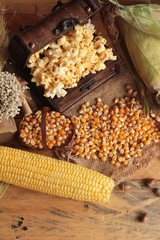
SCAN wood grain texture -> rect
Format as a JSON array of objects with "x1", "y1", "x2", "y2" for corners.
[
  {"x1": 5, "y1": 0, "x2": 69, "y2": 15},
  {"x1": 1, "y1": 181, "x2": 160, "y2": 240},
  {"x1": 1, "y1": 1, "x2": 160, "y2": 239}
]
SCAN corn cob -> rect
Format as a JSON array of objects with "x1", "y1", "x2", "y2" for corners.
[{"x1": 0, "y1": 146, "x2": 114, "y2": 202}]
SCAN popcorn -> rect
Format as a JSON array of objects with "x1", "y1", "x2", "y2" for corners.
[
  {"x1": 27, "y1": 21, "x2": 117, "y2": 99},
  {"x1": 44, "y1": 82, "x2": 67, "y2": 99}
]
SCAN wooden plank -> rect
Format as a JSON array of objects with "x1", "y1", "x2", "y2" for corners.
[
  {"x1": 132, "y1": 158, "x2": 160, "y2": 179},
  {"x1": 1, "y1": 180, "x2": 160, "y2": 240}
]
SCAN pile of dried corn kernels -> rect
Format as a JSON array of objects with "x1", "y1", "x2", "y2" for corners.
[
  {"x1": 20, "y1": 111, "x2": 73, "y2": 149},
  {"x1": 20, "y1": 85, "x2": 160, "y2": 167},
  {"x1": 71, "y1": 99, "x2": 159, "y2": 167}
]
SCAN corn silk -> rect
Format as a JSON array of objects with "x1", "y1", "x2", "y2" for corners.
[{"x1": 109, "y1": 0, "x2": 160, "y2": 102}]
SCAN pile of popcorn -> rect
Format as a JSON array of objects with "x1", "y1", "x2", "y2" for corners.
[{"x1": 27, "y1": 21, "x2": 117, "y2": 99}]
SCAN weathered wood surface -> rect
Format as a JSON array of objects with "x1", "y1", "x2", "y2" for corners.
[
  {"x1": 1, "y1": 179, "x2": 160, "y2": 240},
  {"x1": 1, "y1": 1, "x2": 160, "y2": 239}
]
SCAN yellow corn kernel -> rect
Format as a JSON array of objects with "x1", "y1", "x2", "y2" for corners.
[{"x1": 0, "y1": 146, "x2": 114, "y2": 203}]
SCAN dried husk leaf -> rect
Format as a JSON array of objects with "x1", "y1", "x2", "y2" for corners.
[
  {"x1": 0, "y1": 3, "x2": 8, "y2": 69},
  {"x1": 0, "y1": 3, "x2": 10, "y2": 196}
]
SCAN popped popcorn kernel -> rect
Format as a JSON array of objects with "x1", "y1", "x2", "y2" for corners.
[{"x1": 27, "y1": 21, "x2": 117, "y2": 99}]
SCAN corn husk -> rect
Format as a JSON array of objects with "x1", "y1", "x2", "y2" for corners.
[
  {"x1": 109, "y1": 0, "x2": 160, "y2": 104},
  {"x1": 118, "y1": 19, "x2": 160, "y2": 92},
  {"x1": 110, "y1": 1, "x2": 160, "y2": 36},
  {"x1": 0, "y1": 3, "x2": 8, "y2": 70}
]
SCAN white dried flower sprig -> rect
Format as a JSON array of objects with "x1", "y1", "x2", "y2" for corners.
[{"x1": 0, "y1": 71, "x2": 26, "y2": 121}]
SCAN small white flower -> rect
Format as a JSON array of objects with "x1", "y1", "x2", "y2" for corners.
[{"x1": 0, "y1": 71, "x2": 24, "y2": 121}]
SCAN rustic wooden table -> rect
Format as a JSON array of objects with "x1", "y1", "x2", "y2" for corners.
[{"x1": 1, "y1": 0, "x2": 160, "y2": 239}]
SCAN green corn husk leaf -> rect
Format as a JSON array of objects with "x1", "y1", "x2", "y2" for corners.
[
  {"x1": 119, "y1": 19, "x2": 160, "y2": 93},
  {"x1": 109, "y1": 0, "x2": 160, "y2": 36}
]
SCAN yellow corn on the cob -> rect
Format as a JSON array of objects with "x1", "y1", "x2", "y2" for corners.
[{"x1": 0, "y1": 146, "x2": 114, "y2": 202}]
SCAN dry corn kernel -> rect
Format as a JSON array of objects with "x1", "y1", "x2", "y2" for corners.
[
  {"x1": 71, "y1": 95, "x2": 160, "y2": 167},
  {"x1": 20, "y1": 111, "x2": 73, "y2": 149},
  {"x1": 111, "y1": 160, "x2": 116, "y2": 165},
  {"x1": 20, "y1": 90, "x2": 160, "y2": 167},
  {"x1": 101, "y1": 156, "x2": 107, "y2": 162},
  {"x1": 115, "y1": 162, "x2": 121, "y2": 167},
  {"x1": 123, "y1": 160, "x2": 129, "y2": 166},
  {"x1": 132, "y1": 91, "x2": 138, "y2": 97},
  {"x1": 126, "y1": 84, "x2": 132, "y2": 90},
  {"x1": 127, "y1": 88, "x2": 133, "y2": 95}
]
